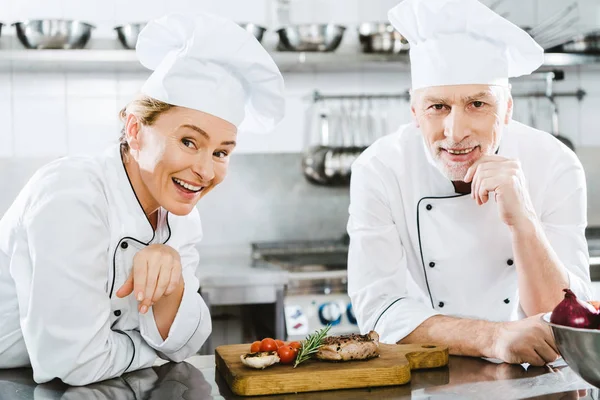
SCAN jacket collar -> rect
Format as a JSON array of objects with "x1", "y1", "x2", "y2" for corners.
[{"x1": 102, "y1": 145, "x2": 169, "y2": 244}]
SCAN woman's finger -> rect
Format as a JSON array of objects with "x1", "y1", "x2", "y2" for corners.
[
  {"x1": 165, "y1": 264, "x2": 182, "y2": 296},
  {"x1": 152, "y1": 264, "x2": 173, "y2": 302}
]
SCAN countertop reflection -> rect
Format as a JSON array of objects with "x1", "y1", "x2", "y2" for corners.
[{"x1": 0, "y1": 355, "x2": 596, "y2": 400}]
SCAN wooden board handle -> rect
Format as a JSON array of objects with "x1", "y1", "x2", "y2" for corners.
[{"x1": 402, "y1": 343, "x2": 449, "y2": 370}]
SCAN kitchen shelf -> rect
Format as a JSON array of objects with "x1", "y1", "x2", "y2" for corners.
[{"x1": 1, "y1": 47, "x2": 600, "y2": 73}]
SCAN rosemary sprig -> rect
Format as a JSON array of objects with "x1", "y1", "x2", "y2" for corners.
[{"x1": 293, "y1": 324, "x2": 331, "y2": 368}]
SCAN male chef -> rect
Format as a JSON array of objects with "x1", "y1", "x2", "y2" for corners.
[{"x1": 347, "y1": 0, "x2": 592, "y2": 366}]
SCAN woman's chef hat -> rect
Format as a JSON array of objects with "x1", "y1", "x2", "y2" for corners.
[
  {"x1": 136, "y1": 12, "x2": 285, "y2": 133},
  {"x1": 388, "y1": 0, "x2": 544, "y2": 90}
]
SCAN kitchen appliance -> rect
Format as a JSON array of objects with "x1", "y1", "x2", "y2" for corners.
[
  {"x1": 114, "y1": 23, "x2": 146, "y2": 49},
  {"x1": 251, "y1": 236, "x2": 358, "y2": 341},
  {"x1": 357, "y1": 22, "x2": 409, "y2": 54},
  {"x1": 13, "y1": 20, "x2": 95, "y2": 49},
  {"x1": 276, "y1": 24, "x2": 346, "y2": 52}
]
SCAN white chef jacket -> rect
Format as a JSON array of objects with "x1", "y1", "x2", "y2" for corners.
[
  {"x1": 0, "y1": 145, "x2": 211, "y2": 385},
  {"x1": 347, "y1": 120, "x2": 592, "y2": 344}
]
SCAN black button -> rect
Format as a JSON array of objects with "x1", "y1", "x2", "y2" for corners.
[
  {"x1": 438, "y1": 302, "x2": 444, "y2": 308},
  {"x1": 426, "y1": 204, "x2": 433, "y2": 211},
  {"x1": 429, "y1": 262, "x2": 435, "y2": 268},
  {"x1": 114, "y1": 310, "x2": 121, "y2": 317},
  {"x1": 504, "y1": 299, "x2": 510, "y2": 304},
  {"x1": 507, "y1": 259, "x2": 514, "y2": 266},
  {"x1": 120, "y1": 241, "x2": 128, "y2": 249}
]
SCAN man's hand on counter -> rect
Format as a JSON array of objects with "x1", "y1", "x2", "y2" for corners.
[
  {"x1": 399, "y1": 314, "x2": 559, "y2": 367},
  {"x1": 492, "y1": 314, "x2": 560, "y2": 366}
]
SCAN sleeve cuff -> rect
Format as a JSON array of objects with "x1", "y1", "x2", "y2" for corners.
[
  {"x1": 139, "y1": 280, "x2": 202, "y2": 355},
  {"x1": 374, "y1": 298, "x2": 441, "y2": 344},
  {"x1": 566, "y1": 268, "x2": 593, "y2": 301}
]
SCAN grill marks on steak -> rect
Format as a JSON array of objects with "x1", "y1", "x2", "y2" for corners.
[{"x1": 315, "y1": 331, "x2": 380, "y2": 361}]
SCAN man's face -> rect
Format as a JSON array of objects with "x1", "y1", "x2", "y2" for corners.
[{"x1": 411, "y1": 84, "x2": 513, "y2": 181}]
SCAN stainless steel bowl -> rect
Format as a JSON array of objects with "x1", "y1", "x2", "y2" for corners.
[
  {"x1": 238, "y1": 23, "x2": 266, "y2": 43},
  {"x1": 13, "y1": 19, "x2": 95, "y2": 49},
  {"x1": 358, "y1": 22, "x2": 408, "y2": 54},
  {"x1": 277, "y1": 24, "x2": 346, "y2": 52},
  {"x1": 115, "y1": 23, "x2": 146, "y2": 50},
  {"x1": 543, "y1": 312, "x2": 600, "y2": 388}
]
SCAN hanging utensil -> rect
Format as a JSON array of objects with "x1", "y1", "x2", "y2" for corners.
[
  {"x1": 545, "y1": 73, "x2": 575, "y2": 151},
  {"x1": 302, "y1": 103, "x2": 333, "y2": 184},
  {"x1": 528, "y1": 2, "x2": 578, "y2": 37}
]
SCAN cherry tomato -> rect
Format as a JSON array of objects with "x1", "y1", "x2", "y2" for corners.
[
  {"x1": 275, "y1": 339, "x2": 285, "y2": 348},
  {"x1": 277, "y1": 345, "x2": 297, "y2": 364},
  {"x1": 250, "y1": 341, "x2": 261, "y2": 353},
  {"x1": 260, "y1": 338, "x2": 278, "y2": 352},
  {"x1": 289, "y1": 341, "x2": 302, "y2": 351}
]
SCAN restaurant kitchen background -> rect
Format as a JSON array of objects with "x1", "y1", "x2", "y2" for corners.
[{"x1": 2, "y1": 0, "x2": 600, "y2": 354}]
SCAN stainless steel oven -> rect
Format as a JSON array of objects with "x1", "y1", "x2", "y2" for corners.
[{"x1": 251, "y1": 236, "x2": 360, "y2": 341}]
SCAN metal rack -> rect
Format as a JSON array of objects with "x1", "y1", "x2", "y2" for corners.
[{"x1": 311, "y1": 70, "x2": 587, "y2": 102}]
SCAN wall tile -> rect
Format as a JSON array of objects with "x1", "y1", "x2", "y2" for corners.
[
  {"x1": 581, "y1": 94, "x2": 600, "y2": 146},
  {"x1": 62, "y1": 0, "x2": 115, "y2": 23},
  {"x1": 237, "y1": 95, "x2": 307, "y2": 153},
  {"x1": 66, "y1": 72, "x2": 117, "y2": 97},
  {"x1": 0, "y1": 100, "x2": 12, "y2": 157},
  {"x1": 0, "y1": 0, "x2": 13, "y2": 24},
  {"x1": 13, "y1": 97, "x2": 67, "y2": 157},
  {"x1": 115, "y1": 0, "x2": 167, "y2": 26},
  {"x1": 117, "y1": 72, "x2": 148, "y2": 99},
  {"x1": 12, "y1": 72, "x2": 66, "y2": 98},
  {"x1": 12, "y1": 0, "x2": 64, "y2": 21}
]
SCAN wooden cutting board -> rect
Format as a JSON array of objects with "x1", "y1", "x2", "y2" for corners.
[{"x1": 215, "y1": 342, "x2": 449, "y2": 396}]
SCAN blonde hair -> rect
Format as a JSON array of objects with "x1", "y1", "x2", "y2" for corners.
[{"x1": 118, "y1": 95, "x2": 174, "y2": 156}]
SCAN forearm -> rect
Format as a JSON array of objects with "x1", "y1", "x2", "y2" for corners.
[
  {"x1": 151, "y1": 280, "x2": 185, "y2": 340},
  {"x1": 398, "y1": 315, "x2": 498, "y2": 358},
  {"x1": 511, "y1": 218, "x2": 569, "y2": 316}
]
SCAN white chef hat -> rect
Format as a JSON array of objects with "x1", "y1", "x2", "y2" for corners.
[
  {"x1": 136, "y1": 12, "x2": 285, "y2": 134},
  {"x1": 388, "y1": 0, "x2": 544, "y2": 90}
]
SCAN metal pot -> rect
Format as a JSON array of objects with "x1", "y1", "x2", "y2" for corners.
[
  {"x1": 13, "y1": 19, "x2": 95, "y2": 49},
  {"x1": 302, "y1": 104, "x2": 368, "y2": 186},
  {"x1": 277, "y1": 24, "x2": 346, "y2": 52},
  {"x1": 114, "y1": 23, "x2": 146, "y2": 49},
  {"x1": 358, "y1": 22, "x2": 408, "y2": 54},
  {"x1": 238, "y1": 23, "x2": 267, "y2": 43}
]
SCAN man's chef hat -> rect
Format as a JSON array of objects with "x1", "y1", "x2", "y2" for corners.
[
  {"x1": 388, "y1": 0, "x2": 544, "y2": 90},
  {"x1": 136, "y1": 12, "x2": 285, "y2": 133}
]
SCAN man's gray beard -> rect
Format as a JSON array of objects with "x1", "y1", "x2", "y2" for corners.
[{"x1": 435, "y1": 159, "x2": 471, "y2": 181}]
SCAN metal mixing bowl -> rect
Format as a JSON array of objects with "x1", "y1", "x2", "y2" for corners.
[
  {"x1": 115, "y1": 23, "x2": 146, "y2": 49},
  {"x1": 277, "y1": 24, "x2": 346, "y2": 52},
  {"x1": 238, "y1": 23, "x2": 266, "y2": 43},
  {"x1": 358, "y1": 22, "x2": 409, "y2": 54},
  {"x1": 543, "y1": 312, "x2": 600, "y2": 388},
  {"x1": 13, "y1": 20, "x2": 95, "y2": 49}
]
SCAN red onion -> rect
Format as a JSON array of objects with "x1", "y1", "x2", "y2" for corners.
[{"x1": 550, "y1": 289, "x2": 599, "y2": 329}]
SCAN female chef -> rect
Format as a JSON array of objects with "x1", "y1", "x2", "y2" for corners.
[{"x1": 0, "y1": 12, "x2": 285, "y2": 385}]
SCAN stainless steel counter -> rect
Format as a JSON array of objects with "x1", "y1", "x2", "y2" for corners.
[{"x1": 0, "y1": 355, "x2": 596, "y2": 400}]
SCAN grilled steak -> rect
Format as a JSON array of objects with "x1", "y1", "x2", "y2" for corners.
[{"x1": 315, "y1": 331, "x2": 380, "y2": 361}]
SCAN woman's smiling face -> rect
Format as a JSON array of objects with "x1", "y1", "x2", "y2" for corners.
[{"x1": 125, "y1": 106, "x2": 238, "y2": 216}]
